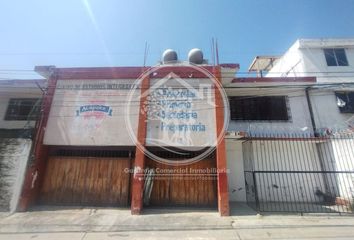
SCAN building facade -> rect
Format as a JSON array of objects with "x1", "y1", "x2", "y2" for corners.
[
  {"x1": 224, "y1": 77, "x2": 318, "y2": 204},
  {"x1": 18, "y1": 63, "x2": 238, "y2": 216},
  {"x1": 3, "y1": 41, "x2": 353, "y2": 215},
  {"x1": 233, "y1": 38, "x2": 354, "y2": 212},
  {"x1": 0, "y1": 80, "x2": 44, "y2": 212},
  {"x1": 267, "y1": 38, "x2": 354, "y2": 132}
]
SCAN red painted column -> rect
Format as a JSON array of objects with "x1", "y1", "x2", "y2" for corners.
[
  {"x1": 213, "y1": 66, "x2": 230, "y2": 216},
  {"x1": 18, "y1": 69, "x2": 58, "y2": 211},
  {"x1": 131, "y1": 71, "x2": 150, "y2": 215}
]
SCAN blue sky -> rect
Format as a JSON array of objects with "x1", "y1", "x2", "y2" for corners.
[{"x1": 1, "y1": 0, "x2": 354, "y2": 79}]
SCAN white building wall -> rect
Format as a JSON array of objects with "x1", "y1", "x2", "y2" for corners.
[
  {"x1": 267, "y1": 39, "x2": 354, "y2": 132},
  {"x1": 301, "y1": 48, "x2": 354, "y2": 83},
  {"x1": 331, "y1": 139, "x2": 354, "y2": 200},
  {"x1": 226, "y1": 86, "x2": 318, "y2": 203},
  {"x1": 268, "y1": 39, "x2": 354, "y2": 83},
  {"x1": 242, "y1": 38, "x2": 354, "y2": 207},
  {"x1": 226, "y1": 88, "x2": 313, "y2": 135},
  {"x1": 267, "y1": 40, "x2": 304, "y2": 78},
  {"x1": 310, "y1": 89, "x2": 354, "y2": 131},
  {"x1": 226, "y1": 139, "x2": 246, "y2": 202},
  {"x1": 318, "y1": 138, "x2": 354, "y2": 202}
]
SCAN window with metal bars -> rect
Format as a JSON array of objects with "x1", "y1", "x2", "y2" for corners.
[
  {"x1": 5, "y1": 98, "x2": 41, "y2": 121},
  {"x1": 324, "y1": 48, "x2": 349, "y2": 66},
  {"x1": 52, "y1": 149, "x2": 133, "y2": 158},
  {"x1": 147, "y1": 148, "x2": 216, "y2": 159},
  {"x1": 229, "y1": 96, "x2": 290, "y2": 121}
]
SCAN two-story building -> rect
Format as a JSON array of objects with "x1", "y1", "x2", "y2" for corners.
[
  {"x1": 0, "y1": 79, "x2": 44, "y2": 212},
  {"x1": 18, "y1": 55, "x2": 240, "y2": 216},
  {"x1": 267, "y1": 38, "x2": 354, "y2": 132},
  {"x1": 230, "y1": 39, "x2": 354, "y2": 213}
]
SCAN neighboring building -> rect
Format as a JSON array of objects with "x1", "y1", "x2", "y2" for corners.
[
  {"x1": 267, "y1": 38, "x2": 354, "y2": 132},
  {"x1": 267, "y1": 39, "x2": 354, "y2": 82},
  {"x1": 0, "y1": 80, "x2": 44, "y2": 212},
  {"x1": 224, "y1": 76, "x2": 318, "y2": 204},
  {"x1": 231, "y1": 38, "x2": 354, "y2": 212}
]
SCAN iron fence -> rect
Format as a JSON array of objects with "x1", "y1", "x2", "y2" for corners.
[{"x1": 243, "y1": 133, "x2": 354, "y2": 214}]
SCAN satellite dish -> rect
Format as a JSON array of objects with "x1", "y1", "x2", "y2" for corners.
[
  {"x1": 188, "y1": 48, "x2": 203, "y2": 64},
  {"x1": 162, "y1": 49, "x2": 178, "y2": 63}
]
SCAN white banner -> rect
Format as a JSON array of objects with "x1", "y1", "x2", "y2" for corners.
[
  {"x1": 44, "y1": 79, "x2": 140, "y2": 146},
  {"x1": 146, "y1": 78, "x2": 217, "y2": 147}
]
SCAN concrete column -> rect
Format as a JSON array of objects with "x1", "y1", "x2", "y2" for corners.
[
  {"x1": 131, "y1": 72, "x2": 149, "y2": 215},
  {"x1": 213, "y1": 66, "x2": 230, "y2": 216},
  {"x1": 18, "y1": 70, "x2": 57, "y2": 211}
]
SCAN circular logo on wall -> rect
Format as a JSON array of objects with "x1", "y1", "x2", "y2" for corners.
[{"x1": 125, "y1": 62, "x2": 229, "y2": 166}]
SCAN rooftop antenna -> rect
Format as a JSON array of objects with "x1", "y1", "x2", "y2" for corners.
[
  {"x1": 215, "y1": 38, "x2": 220, "y2": 65},
  {"x1": 143, "y1": 41, "x2": 149, "y2": 67},
  {"x1": 211, "y1": 38, "x2": 215, "y2": 66}
]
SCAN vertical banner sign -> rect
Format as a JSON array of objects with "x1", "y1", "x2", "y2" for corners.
[{"x1": 44, "y1": 79, "x2": 140, "y2": 146}]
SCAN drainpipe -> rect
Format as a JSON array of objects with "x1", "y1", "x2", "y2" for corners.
[
  {"x1": 305, "y1": 87, "x2": 317, "y2": 136},
  {"x1": 306, "y1": 87, "x2": 332, "y2": 196}
]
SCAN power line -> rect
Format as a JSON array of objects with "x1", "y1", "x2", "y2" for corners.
[
  {"x1": 0, "y1": 89, "x2": 310, "y2": 109},
  {"x1": 6, "y1": 90, "x2": 339, "y2": 109},
  {"x1": 2, "y1": 67, "x2": 354, "y2": 74},
  {"x1": 0, "y1": 84, "x2": 353, "y2": 93}
]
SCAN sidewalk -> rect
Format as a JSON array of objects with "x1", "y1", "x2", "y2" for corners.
[{"x1": 0, "y1": 205, "x2": 354, "y2": 239}]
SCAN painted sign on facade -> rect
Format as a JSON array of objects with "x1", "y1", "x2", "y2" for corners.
[
  {"x1": 145, "y1": 78, "x2": 217, "y2": 147},
  {"x1": 43, "y1": 79, "x2": 140, "y2": 146}
]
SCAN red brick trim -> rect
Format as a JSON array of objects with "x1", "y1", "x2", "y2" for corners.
[
  {"x1": 18, "y1": 71, "x2": 58, "y2": 211},
  {"x1": 130, "y1": 70, "x2": 149, "y2": 215},
  {"x1": 213, "y1": 66, "x2": 230, "y2": 216}
]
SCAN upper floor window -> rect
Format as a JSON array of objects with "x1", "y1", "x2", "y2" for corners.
[
  {"x1": 335, "y1": 92, "x2": 354, "y2": 113},
  {"x1": 229, "y1": 96, "x2": 290, "y2": 121},
  {"x1": 324, "y1": 48, "x2": 349, "y2": 66},
  {"x1": 5, "y1": 98, "x2": 41, "y2": 121}
]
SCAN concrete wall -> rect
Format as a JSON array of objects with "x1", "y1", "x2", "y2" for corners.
[
  {"x1": 331, "y1": 139, "x2": 354, "y2": 200},
  {"x1": 317, "y1": 138, "x2": 354, "y2": 203},
  {"x1": 226, "y1": 139, "x2": 246, "y2": 202},
  {"x1": 0, "y1": 138, "x2": 32, "y2": 212},
  {"x1": 310, "y1": 89, "x2": 354, "y2": 131}
]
